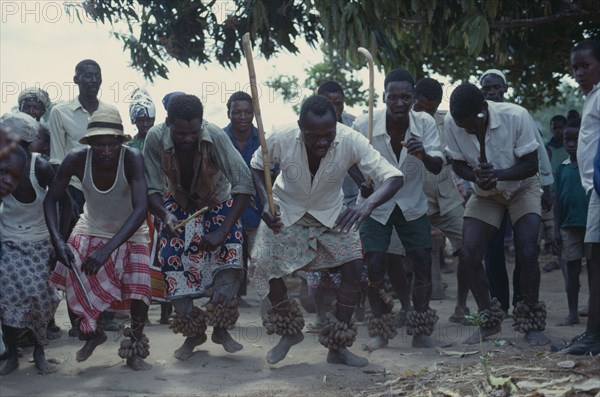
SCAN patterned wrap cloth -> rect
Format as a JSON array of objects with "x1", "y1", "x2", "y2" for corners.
[
  {"x1": 159, "y1": 193, "x2": 244, "y2": 299},
  {"x1": 0, "y1": 239, "x2": 61, "y2": 344},
  {"x1": 250, "y1": 213, "x2": 363, "y2": 297},
  {"x1": 50, "y1": 234, "x2": 151, "y2": 334}
]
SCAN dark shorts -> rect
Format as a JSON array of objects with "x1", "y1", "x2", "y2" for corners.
[{"x1": 359, "y1": 205, "x2": 432, "y2": 254}]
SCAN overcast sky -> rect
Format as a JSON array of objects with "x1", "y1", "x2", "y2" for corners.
[{"x1": 0, "y1": 1, "x2": 396, "y2": 135}]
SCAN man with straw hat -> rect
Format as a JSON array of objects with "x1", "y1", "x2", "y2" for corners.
[
  {"x1": 143, "y1": 94, "x2": 255, "y2": 360},
  {"x1": 45, "y1": 107, "x2": 153, "y2": 371}
]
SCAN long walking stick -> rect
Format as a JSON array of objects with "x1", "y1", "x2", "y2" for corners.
[
  {"x1": 476, "y1": 112, "x2": 487, "y2": 163},
  {"x1": 242, "y1": 33, "x2": 276, "y2": 216},
  {"x1": 358, "y1": 47, "x2": 375, "y2": 185}
]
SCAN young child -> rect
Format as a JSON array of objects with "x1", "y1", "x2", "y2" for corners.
[{"x1": 553, "y1": 118, "x2": 591, "y2": 326}]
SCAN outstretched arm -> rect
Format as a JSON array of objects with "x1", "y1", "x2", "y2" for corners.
[
  {"x1": 335, "y1": 175, "x2": 403, "y2": 233},
  {"x1": 44, "y1": 151, "x2": 81, "y2": 268}
]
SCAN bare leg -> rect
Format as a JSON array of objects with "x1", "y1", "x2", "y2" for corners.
[
  {"x1": 210, "y1": 269, "x2": 243, "y2": 353},
  {"x1": 325, "y1": 259, "x2": 368, "y2": 367},
  {"x1": 126, "y1": 299, "x2": 152, "y2": 370},
  {"x1": 172, "y1": 298, "x2": 207, "y2": 360},
  {"x1": 407, "y1": 248, "x2": 436, "y2": 348},
  {"x1": 33, "y1": 343, "x2": 57, "y2": 374},
  {"x1": 0, "y1": 326, "x2": 19, "y2": 375},
  {"x1": 363, "y1": 251, "x2": 392, "y2": 351},
  {"x1": 557, "y1": 259, "x2": 582, "y2": 326},
  {"x1": 460, "y1": 217, "x2": 502, "y2": 344},
  {"x1": 386, "y1": 254, "x2": 412, "y2": 311},
  {"x1": 76, "y1": 328, "x2": 107, "y2": 362},
  {"x1": 566, "y1": 243, "x2": 600, "y2": 355},
  {"x1": 513, "y1": 213, "x2": 550, "y2": 346},
  {"x1": 265, "y1": 278, "x2": 304, "y2": 364}
]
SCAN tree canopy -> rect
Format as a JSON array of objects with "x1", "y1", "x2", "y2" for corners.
[{"x1": 72, "y1": 0, "x2": 599, "y2": 111}]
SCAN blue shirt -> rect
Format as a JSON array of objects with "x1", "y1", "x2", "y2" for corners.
[{"x1": 223, "y1": 124, "x2": 262, "y2": 229}]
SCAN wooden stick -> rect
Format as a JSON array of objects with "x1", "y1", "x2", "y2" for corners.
[
  {"x1": 175, "y1": 206, "x2": 209, "y2": 230},
  {"x1": 242, "y1": 32, "x2": 276, "y2": 216},
  {"x1": 358, "y1": 47, "x2": 375, "y2": 185},
  {"x1": 476, "y1": 112, "x2": 487, "y2": 163}
]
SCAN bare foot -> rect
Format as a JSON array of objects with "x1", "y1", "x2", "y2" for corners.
[
  {"x1": 526, "y1": 331, "x2": 551, "y2": 346},
  {"x1": 126, "y1": 356, "x2": 152, "y2": 371},
  {"x1": 327, "y1": 347, "x2": 369, "y2": 367},
  {"x1": 449, "y1": 306, "x2": 472, "y2": 325},
  {"x1": 46, "y1": 324, "x2": 62, "y2": 341},
  {"x1": 76, "y1": 332, "x2": 107, "y2": 362},
  {"x1": 361, "y1": 336, "x2": 388, "y2": 352},
  {"x1": 212, "y1": 328, "x2": 243, "y2": 353},
  {"x1": 557, "y1": 314, "x2": 579, "y2": 326},
  {"x1": 412, "y1": 334, "x2": 435, "y2": 348},
  {"x1": 267, "y1": 333, "x2": 304, "y2": 364},
  {"x1": 34, "y1": 345, "x2": 57, "y2": 374},
  {"x1": 174, "y1": 333, "x2": 207, "y2": 360},
  {"x1": 463, "y1": 325, "x2": 501, "y2": 345},
  {"x1": 0, "y1": 353, "x2": 18, "y2": 375}
]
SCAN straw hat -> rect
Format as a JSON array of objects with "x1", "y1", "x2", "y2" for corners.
[{"x1": 79, "y1": 107, "x2": 130, "y2": 144}]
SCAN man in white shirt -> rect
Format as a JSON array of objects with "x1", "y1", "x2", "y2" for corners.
[
  {"x1": 354, "y1": 69, "x2": 444, "y2": 350},
  {"x1": 250, "y1": 95, "x2": 403, "y2": 367},
  {"x1": 563, "y1": 39, "x2": 600, "y2": 356},
  {"x1": 479, "y1": 69, "x2": 555, "y2": 314},
  {"x1": 446, "y1": 83, "x2": 549, "y2": 346}
]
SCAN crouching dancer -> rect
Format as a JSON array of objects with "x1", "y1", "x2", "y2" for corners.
[
  {"x1": 250, "y1": 96, "x2": 403, "y2": 367},
  {"x1": 445, "y1": 84, "x2": 549, "y2": 346},
  {"x1": 46, "y1": 108, "x2": 153, "y2": 370},
  {"x1": 143, "y1": 95, "x2": 254, "y2": 359}
]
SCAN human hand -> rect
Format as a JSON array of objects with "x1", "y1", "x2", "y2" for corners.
[
  {"x1": 360, "y1": 181, "x2": 374, "y2": 198},
  {"x1": 401, "y1": 138, "x2": 425, "y2": 160},
  {"x1": 262, "y1": 204, "x2": 283, "y2": 233},
  {"x1": 199, "y1": 229, "x2": 228, "y2": 251},
  {"x1": 55, "y1": 241, "x2": 75, "y2": 269},
  {"x1": 552, "y1": 234, "x2": 563, "y2": 256},
  {"x1": 163, "y1": 212, "x2": 182, "y2": 238},
  {"x1": 334, "y1": 203, "x2": 371, "y2": 234},
  {"x1": 541, "y1": 187, "x2": 553, "y2": 212},
  {"x1": 82, "y1": 246, "x2": 111, "y2": 276}
]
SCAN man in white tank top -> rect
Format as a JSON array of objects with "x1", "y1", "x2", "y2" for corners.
[{"x1": 45, "y1": 108, "x2": 153, "y2": 371}]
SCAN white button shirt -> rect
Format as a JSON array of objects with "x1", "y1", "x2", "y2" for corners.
[
  {"x1": 577, "y1": 83, "x2": 600, "y2": 193},
  {"x1": 250, "y1": 122, "x2": 403, "y2": 228},
  {"x1": 354, "y1": 109, "x2": 443, "y2": 224},
  {"x1": 445, "y1": 100, "x2": 540, "y2": 198}
]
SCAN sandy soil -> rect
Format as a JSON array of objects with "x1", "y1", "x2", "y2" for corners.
[{"x1": 0, "y1": 253, "x2": 595, "y2": 397}]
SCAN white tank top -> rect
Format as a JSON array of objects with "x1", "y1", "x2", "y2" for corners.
[
  {"x1": 0, "y1": 153, "x2": 49, "y2": 243},
  {"x1": 72, "y1": 147, "x2": 149, "y2": 244}
]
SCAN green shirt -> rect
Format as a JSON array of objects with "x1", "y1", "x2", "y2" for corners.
[
  {"x1": 143, "y1": 121, "x2": 255, "y2": 211},
  {"x1": 546, "y1": 137, "x2": 569, "y2": 175},
  {"x1": 126, "y1": 138, "x2": 145, "y2": 151},
  {"x1": 553, "y1": 159, "x2": 590, "y2": 228}
]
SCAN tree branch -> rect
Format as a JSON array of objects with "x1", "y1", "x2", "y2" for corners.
[{"x1": 491, "y1": 10, "x2": 598, "y2": 28}]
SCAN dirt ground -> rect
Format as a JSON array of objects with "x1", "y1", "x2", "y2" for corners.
[{"x1": 1, "y1": 253, "x2": 598, "y2": 397}]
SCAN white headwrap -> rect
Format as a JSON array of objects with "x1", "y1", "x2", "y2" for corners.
[{"x1": 128, "y1": 88, "x2": 156, "y2": 124}]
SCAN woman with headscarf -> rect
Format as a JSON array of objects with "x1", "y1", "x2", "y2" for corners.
[
  {"x1": 127, "y1": 88, "x2": 156, "y2": 151},
  {"x1": 18, "y1": 88, "x2": 51, "y2": 122}
]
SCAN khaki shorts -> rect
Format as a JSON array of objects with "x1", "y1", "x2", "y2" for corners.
[
  {"x1": 464, "y1": 176, "x2": 541, "y2": 228},
  {"x1": 585, "y1": 191, "x2": 600, "y2": 244},
  {"x1": 429, "y1": 204, "x2": 464, "y2": 253},
  {"x1": 560, "y1": 228, "x2": 587, "y2": 261}
]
